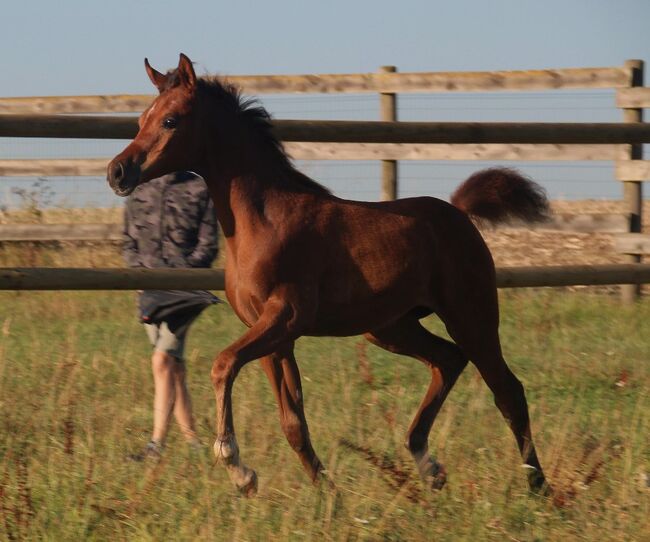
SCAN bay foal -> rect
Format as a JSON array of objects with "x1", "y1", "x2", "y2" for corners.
[{"x1": 108, "y1": 54, "x2": 551, "y2": 497}]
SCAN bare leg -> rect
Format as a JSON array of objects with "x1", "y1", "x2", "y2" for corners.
[
  {"x1": 365, "y1": 316, "x2": 468, "y2": 490},
  {"x1": 211, "y1": 296, "x2": 299, "y2": 495},
  {"x1": 151, "y1": 350, "x2": 177, "y2": 445},
  {"x1": 151, "y1": 349, "x2": 199, "y2": 446},
  {"x1": 260, "y1": 343, "x2": 323, "y2": 482},
  {"x1": 171, "y1": 359, "x2": 199, "y2": 443}
]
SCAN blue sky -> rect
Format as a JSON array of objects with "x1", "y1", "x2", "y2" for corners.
[
  {"x1": 3, "y1": 0, "x2": 649, "y2": 95},
  {"x1": 2, "y1": 0, "x2": 650, "y2": 206}
]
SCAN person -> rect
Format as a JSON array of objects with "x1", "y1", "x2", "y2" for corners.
[{"x1": 123, "y1": 170, "x2": 219, "y2": 459}]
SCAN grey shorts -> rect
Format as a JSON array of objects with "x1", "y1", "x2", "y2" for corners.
[{"x1": 144, "y1": 317, "x2": 197, "y2": 360}]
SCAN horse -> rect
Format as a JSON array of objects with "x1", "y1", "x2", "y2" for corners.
[{"x1": 108, "y1": 54, "x2": 552, "y2": 497}]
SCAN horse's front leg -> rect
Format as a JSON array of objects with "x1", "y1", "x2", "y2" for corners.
[
  {"x1": 260, "y1": 343, "x2": 324, "y2": 483},
  {"x1": 211, "y1": 296, "x2": 301, "y2": 496}
]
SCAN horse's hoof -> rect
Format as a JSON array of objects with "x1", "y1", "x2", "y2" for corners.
[
  {"x1": 525, "y1": 466, "x2": 552, "y2": 497},
  {"x1": 428, "y1": 461, "x2": 447, "y2": 491},
  {"x1": 237, "y1": 470, "x2": 258, "y2": 497},
  {"x1": 531, "y1": 480, "x2": 553, "y2": 498},
  {"x1": 417, "y1": 458, "x2": 447, "y2": 490}
]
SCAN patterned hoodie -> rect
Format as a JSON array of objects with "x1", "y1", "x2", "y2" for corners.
[{"x1": 123, "y1": 171, "x2": 218, "y2": 268}]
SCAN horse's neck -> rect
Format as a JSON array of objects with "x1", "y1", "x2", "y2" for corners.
[
  {"x1": 208, "y1": 170, "x2": 287, "y2": 252},
  {"x1": 205, "y1": 154, "x2": 326, "y2": 254}
]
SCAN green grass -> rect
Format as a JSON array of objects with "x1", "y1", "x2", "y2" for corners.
[{"x1": 0, "y1": 290, "x2": 648, "y2": 541}]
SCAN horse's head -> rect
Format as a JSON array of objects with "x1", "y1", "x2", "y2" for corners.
[{"x1": 107, "y1": 53, "x2": 205, "y2": 196}]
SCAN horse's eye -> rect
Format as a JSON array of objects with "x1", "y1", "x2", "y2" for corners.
[{"x1": 162, "y1": 117, "x2": 177, "y2": 129}]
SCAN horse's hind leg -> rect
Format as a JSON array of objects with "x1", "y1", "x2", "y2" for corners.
[
  {"x1": 442, "y1": 306, "x2": 551, "y2": 495},
  {"x1": 260, "y1": 344, "x2": 324, "y2": 483},
  {"x1": 365, "y1": 316, "x2": 468, "y2": 490},
  {"x1": 472, "y1": 349, "x2": 550, "y2": 494}
]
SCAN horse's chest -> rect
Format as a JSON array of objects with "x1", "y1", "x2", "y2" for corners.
[
  {"x1": 224, "y1": 263, "x2": 272, "y2": 328},
  {"x1": 225, "y1": 287, "x2": 259, "y2": 328}
]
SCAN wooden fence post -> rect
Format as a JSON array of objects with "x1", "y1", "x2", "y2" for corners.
[
  {"x1": 621, "y1": 59, "x2": 644, "y2": 303},
  {"x1": 379, "y1": 65, "x2": 398, "y2": 200}
]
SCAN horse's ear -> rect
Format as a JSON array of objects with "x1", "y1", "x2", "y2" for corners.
[
  {"x1": 144, "y1": 58, "x2": 168, "y2": 93},
  {"x1": 177, "y1": 53, "x2": 197, "y2": 89}
]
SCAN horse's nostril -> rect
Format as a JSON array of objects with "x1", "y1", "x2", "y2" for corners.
[
  {"x1": 108, "y1": 158, "x2": 140, "y2": 195},
  {"x1": 113, "y1": 162, "x2": 125, "y2": 182},
  {"x1": 108, "y1": 160, "x2": 133, "y2": 194}
]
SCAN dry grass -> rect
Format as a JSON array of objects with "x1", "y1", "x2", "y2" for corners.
[{"x1": 0, "y1": 289, "x2": 647, "y2": 541}]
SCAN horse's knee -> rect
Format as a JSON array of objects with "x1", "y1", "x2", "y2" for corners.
[
  {"x1": 210, "y1": 362, "x2": 226, "y2": 387},
  {"x1": 210, "y1": 351, "x2": 236, "y2": 388}
]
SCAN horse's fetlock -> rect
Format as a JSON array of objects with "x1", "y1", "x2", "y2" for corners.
[{"x1": 214, "y1": 435, "x2": 239, "y2": 464}]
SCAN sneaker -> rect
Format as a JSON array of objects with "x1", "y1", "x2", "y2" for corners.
[{"x1": 128, "y1": 440, "x2": 163, "y2": 462}]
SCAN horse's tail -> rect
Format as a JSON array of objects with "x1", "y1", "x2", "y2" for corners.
[{"x1": 450, "y1": 167, "x2": 549, "y2": 226}]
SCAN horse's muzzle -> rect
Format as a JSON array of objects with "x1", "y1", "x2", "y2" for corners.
[{"x1": 107, "y1": 157, "x2": 141, "y2": 197}]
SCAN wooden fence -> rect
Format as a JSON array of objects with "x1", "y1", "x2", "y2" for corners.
[
  {"x1": 1, "y1": 61, "x2": 650, "y2": 293},
  {"x1": 2, "y1": 264, "x2": 650, "y2": 290},
  {"x1": 4, "y1": 115, "x2": 650, "y2": 143}
]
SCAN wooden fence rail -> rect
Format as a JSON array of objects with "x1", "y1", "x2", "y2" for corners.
[
  {"x1": 3, "y1": 115, "x2": 650, "y2": 144},
  {"x1": 2, "y1": 264, "x2": 650, "y2": 290},
  {"x1": 616, "y1": 87, "x2": 650, "y2": 108},
  {"x1": 0, "y1": 66, "x2": 632, "y2": 116},
  {"x1": 615, "y1": 234, "x2": 650, "y2": 255},
  {"x1": 0, "y1": 223, "x2": 122, "y2": 241},
  {"x1": 0, "y1": 144, "x2": 631, "y2": 177}
]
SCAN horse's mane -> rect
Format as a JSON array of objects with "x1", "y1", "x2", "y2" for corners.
[{"x1": 164, "y1": 70, "x2": 330, "y2": 196}]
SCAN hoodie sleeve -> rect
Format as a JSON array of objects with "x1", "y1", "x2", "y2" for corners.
[
  {"x1": 185, "y1": 196, "x2": 219, "y2": 268},
  {"x1": 122, "y1": 200, "x2": 142, "y2": 268}
]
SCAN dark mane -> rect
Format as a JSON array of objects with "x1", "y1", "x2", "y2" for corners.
[{"x1": 166, "y1": 69, "x2": 330, "y2": 196}]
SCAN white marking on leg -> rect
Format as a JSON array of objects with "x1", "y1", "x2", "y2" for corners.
[
  {"x1": 410, "y1": 446, "x2": 446, "y2": 489},
  {"x1": 214, "y1": 433, "x2": 238, "y2": 464},
  {"x1": 214, "y1": 434, "x2": 257, "y2": 495}
]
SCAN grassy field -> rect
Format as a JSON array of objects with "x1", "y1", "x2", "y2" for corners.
[{"x1": 0, "y1": 289, "x2": 648, "y2": 541}]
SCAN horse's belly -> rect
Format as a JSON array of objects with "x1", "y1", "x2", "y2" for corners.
[
  {"x1": 307, "y1": 243, "x2": 433, "y2": 335},
  {"x1": 307, "y1": 281, "x2": 430, "y2": 336},
  {"x1": 306, "y1": 303, "x2": 416, "y2": 336}
]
